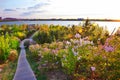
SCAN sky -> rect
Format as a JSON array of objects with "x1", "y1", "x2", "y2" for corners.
[{"x1": 0, "y1": 0, "x2": 120, "y2": 19}]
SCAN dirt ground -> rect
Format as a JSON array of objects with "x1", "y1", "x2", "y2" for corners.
[{"x1": 46, "y1": 69, "x2": 68, "y2": 80}]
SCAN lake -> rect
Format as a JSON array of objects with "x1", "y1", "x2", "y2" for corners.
[{"x1": 0, "y1": 20, "x2": 120, "y2": 34}]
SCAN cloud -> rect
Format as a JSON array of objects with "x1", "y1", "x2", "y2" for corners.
[
  {"x1": 21, "y1": 10, "x2": 45, "y2": 16},
  {"x1": 16, "y1": 8, "x2": 25, "y2": 10},
  {"x1": 28, "y1": 3, "x2": 49, "y2": 10},
  {"x1": 4, "y1": 9, "x2": 16, "y2": 11}
]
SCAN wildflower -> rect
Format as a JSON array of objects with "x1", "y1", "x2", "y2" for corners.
[
  {"x1": 74, "y1": 40, "x2": 79, "y2": 44},
  {"x1": 66, "y1": 41, "x2": 71, "y2": 45},
  {"x1": 75, "y1": 33, "x2": 81, "y2": 38},
  {"x1": 72, "y1": 48, "x2": 78, "y2": 56},
  {"x1": 91, "y1": 66, "x2": 96, "y2": 71},
  {"x1": 90, "y1": 41, "x2": 94, "y2": 45},
  {"x1": 70, "y1": 39, "x2": 74, "y2": 42},
  {"x1": 104, "y1": 45, "x2": 114, "y2": 52},
  {"x1": 77, "y1": 56, "x2": 81, "y2": 60},
  {"x1": 52, "y1": 49, "x2": 58, "y2": 55}
]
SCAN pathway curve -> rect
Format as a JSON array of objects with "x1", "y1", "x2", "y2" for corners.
[{"x1": 13, "y1": 38, "x2": 36, "y2": 80}]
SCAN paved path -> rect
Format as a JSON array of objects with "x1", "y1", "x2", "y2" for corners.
[{"x1": 13, "y1": 39, "x2": 36, "y2": 80}]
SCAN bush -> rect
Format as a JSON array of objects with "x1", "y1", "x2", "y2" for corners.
[
  {"x1": 33, "y1": 31, "x2": 53, "y2": 44},
  {"x1": 8, "y1": 49, "x2": 18, "y2": 61},
  {"x1": 0, "y1": 34, "x2": 19, "y2": 62}
]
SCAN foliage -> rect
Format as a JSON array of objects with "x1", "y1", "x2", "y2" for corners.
[
  {"x1": 0, "y1": 35, "x2": 10, "y2": 62},
  {"x1": 33, "y1": 25, "x2": 74, "y2": 44},
  {"x1": 29, "y1": 44, "x2": 41, "y2": 58},
  {"x1": 14, "y1": 32, "x2": 26, "y2": 40},
  {"x1": 61, "y1": 47, "x2": 77, "y2": 75},
  {"x1": 0, "y1": 34, "x2": 19, "y2": 62},
  {"x1": 33, "y1": 21, "x2": 109, "y2": 45},
  {"x1": 8, "y1": 49, "x2": 18, "y2": 61},
  {"x1": 30, "y1": 30, "x2": 120, "y2": 80},
  {"x1": 1, "y1": 61, "x2": 17, "y2": 80}
]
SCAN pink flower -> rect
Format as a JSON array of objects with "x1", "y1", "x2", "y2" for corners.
[
  {"x1": 104, "y1": 45, "x2": 114, "y2": 52},
  {"x1": 52, "y1": 49, "x2": 58, "y2": 55},
  {"x1": 91, "y1": 66, "x2": 96, "y2": 71},
  {"x1": 75, "y1": 33, "x2": 81, "y2": 38}
]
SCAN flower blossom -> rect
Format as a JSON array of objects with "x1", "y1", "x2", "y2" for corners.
[
  {"x1": 72, "y1": 48, "x2": 78, "y2": 56},
  {"x1": 66, "y1": 41, "x2": 71, "y2": 45},
  {"x1": 104, "y1": 45, "x2": 114, "y2": 52},
  {"x1": 52, "y1": 49, "x2": 58, "y2": 55},
  {"x1": 75, "y1": 33, "x2": 81, "y2": 38},
  {"x1": 91, "y1": 66, "x2": 96, "y2": 71},
  {"x1": 77, "y1": 56, "x2": 81, "y2": 60}
]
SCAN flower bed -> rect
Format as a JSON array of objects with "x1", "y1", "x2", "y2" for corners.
[{"x1": 29, "y1": 22, "x2": 120, "y2": 80}]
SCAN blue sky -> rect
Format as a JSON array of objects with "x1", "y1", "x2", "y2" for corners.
[{"x1": 0, "y1": 0, "x2": 120, "y2": 19}]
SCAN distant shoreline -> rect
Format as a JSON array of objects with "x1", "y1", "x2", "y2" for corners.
[{"x1": 1, "y1": 19, "x2": 120, "y2": 22}]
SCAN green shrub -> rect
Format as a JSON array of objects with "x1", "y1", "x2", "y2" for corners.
[{"x1": 0, "y1": 34, "x2": 19, "y2": 62}]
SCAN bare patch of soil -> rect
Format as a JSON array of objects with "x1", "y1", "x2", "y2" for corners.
[{"x1": 46, "y1": 70, "x2": 68, "y2": 80}]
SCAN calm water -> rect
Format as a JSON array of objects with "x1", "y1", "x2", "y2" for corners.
[{"x1": 0, "y1": 21, "x2": 120, "y2": 34}]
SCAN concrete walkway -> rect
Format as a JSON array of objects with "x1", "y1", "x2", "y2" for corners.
[{"x1": 13, "y1": 39, "x2": 36, "y2": 80}]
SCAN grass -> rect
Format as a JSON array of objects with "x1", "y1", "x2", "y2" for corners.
[
  {"x1": 26, "y1": 49, "x2": 47, "y2": 80},
  {"x1": 0, "y1": 61, "x2": 17, "y2": 80},
  {"x1": 0, "y1": 49, "x2": 20, "y2": 80}
]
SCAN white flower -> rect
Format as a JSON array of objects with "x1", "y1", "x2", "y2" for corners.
[
  {"x1": 90, "y1": 41, "x2": 94, "y2": 45},
  {"x1": 66, "y1": 41, "x2": 71, "y2": 45},
  {"x1": 74, "y1": 51, "x2": 78, "y2": 56},
  {"x1": 91, "y1": 66, "x2": 96, "y2": 71},
  {"x1": 77, "y1": 56, "x2": 81, "y2": 60},
  {"x1": 72, "y1": 48, "x2": 78, "y2": 56}
]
